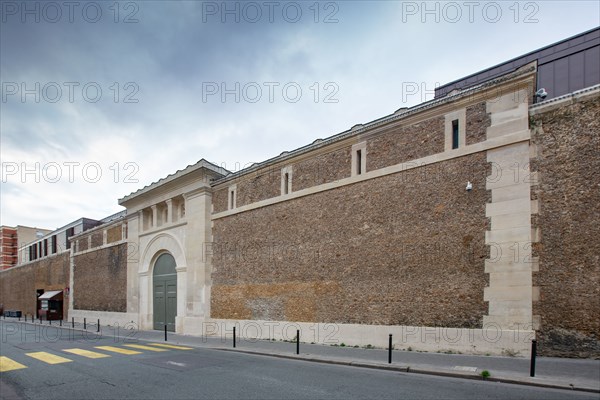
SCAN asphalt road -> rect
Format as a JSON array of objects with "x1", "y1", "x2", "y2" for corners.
[{"x1": 0, "y1": 323, "x2": 597, "y2": 400}]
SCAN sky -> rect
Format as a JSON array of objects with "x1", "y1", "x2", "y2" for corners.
[{"x1": 1, "y1": 1, "x2": 599, "y2": 230}]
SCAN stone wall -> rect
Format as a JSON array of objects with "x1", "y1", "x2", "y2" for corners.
[
  {"x1": 107, "y1": 225, "x2": 123, "y2": 243},
  {"x1": 75, "y1": 221, "x2": 125, "y2": 252},
  {"x1": 212, "y1": 152, "x2": 490, "y2": 328},
  {"x1": 0, "y1": 252, "x2": 70, "y2": 317},
  {"x1": 366, "y1": 116, "x2": 445, "y2": 171},
  {"x1": 91, "y1": 232, "x2": 103, "y2": 248},
  {"x1": 213, "y1": 187, "x2": 229, "y2": 213},
  {"x1": 466, "y1": 102, "x2": 490, "y2": 145},
  {"x1": 530, "y1": 93, "x2": 600, "y2": 358},
  {"x1": 237, "y1": 169, "x2": 280, "y2": 207},
  {"x1": 212, "y1": 106, "x2": 490, "y2": 213},
  {"x1": 73, "y1": 243, "x2": 128, "y2": 312},
  {"x1": 78, "y1": 237, "x2": 89, "y2": 252},
  {"x1": 292, "y1": 146, "x2": 351, "y2": 191}
]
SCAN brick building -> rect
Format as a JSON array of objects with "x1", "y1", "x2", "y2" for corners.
[
  {"x1": 0, "y1": 225, "x2": 52, "y2": 270},
  {"x1": 0, "y1": 226, "x2": 17, "y2": 270},
  {"x1": 1, "y1": 28, "x2": 598, "y2": 357}
]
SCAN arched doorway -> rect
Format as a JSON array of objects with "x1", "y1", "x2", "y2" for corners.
[{"x1": 153, "y1": 253, "x2": 177, "y2": 331}]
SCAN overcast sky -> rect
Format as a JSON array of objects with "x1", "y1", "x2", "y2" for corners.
[{"x1": 1, "y1": 1, "x2": 598, "y2": 229}]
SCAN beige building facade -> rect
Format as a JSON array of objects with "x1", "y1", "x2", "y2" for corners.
[{"x1": 116, "y1": 162, "x2": 228, "y2": 333}]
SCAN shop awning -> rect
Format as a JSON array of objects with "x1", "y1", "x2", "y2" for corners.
[{"x1": 38, "y1": 290, "x2": 63, "y2": 300}]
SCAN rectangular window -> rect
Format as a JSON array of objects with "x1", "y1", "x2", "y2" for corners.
[
  {"x1": 351, "y1": 142, "x2": 366, "y2": 177},
  {"x1": 281, "y1": 166, "x2": 293, "y2": 195},
  {"x1": 65, "y1": 227, "x2": 75, "y2": 249},
  {"x1": 228, "y1": 185, "x2": 237, "y2": 210},
  {"x1": 51, "y1": 235, "x2": 57, "y2": 254},
  {"x1": 43, "y1": 239, "x2": 48, "y2": 256},
  {"x1": 452, "y1": 119, "x2": 459, "y2": 149}
]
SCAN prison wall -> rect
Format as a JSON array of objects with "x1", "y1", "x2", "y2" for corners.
[
  {"x1": 0, "y1": 252, "x2": 70, "y2": 318},
  {"x1": 530, "y1": 89, "x2": 600, "y2": 358}
]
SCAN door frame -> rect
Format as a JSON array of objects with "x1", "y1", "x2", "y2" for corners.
[
  {"x1": 152, "y1": 252, "x2": 177, "y2": 332},
  {"x1": 138, "y1": 233, "x2": 187, "y2": 333}
]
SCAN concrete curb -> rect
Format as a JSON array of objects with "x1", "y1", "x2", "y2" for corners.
[{"x1": 3, "y1": 319, "x2": 599, "y2": 394}]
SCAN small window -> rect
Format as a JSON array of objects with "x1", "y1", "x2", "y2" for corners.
[
  {"x1": 445, "y1": 110, "x2": 465, "y2": 151},
  {"x1": 228, "y1": 185, "x2": 237, "y2": 210},
  {"x1": 351, "y1": 142, "x2": 367, "y2": 177},
  {"x1": 51, "y1": 235, "x2": 57, "y2": 254},
  {"x1": 452, "y1": 119, "x2": 459, "y2": 149},
  {"x1": 283, "y1": 172, "x2": 290, "y2": 194},
  {"x1": 281, "y1": 166, "x2": 293, "y2": 195}
]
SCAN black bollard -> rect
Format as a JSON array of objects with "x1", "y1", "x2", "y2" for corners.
[
  {"x1": 530, "y1": 340, "x2": 537, "y2": 377},
  {"x1": 388, "y1": 334, "x2": 392, "y2": 364},
  {"x1": 60, "y1": 319, "x2": 62, "y2": 327},
  {"x1": 164, "y1": 325, "x2": 167, "y2": 341},
  {"x1": 84, "y1": 318, "x2": 86, "y2": 329},
  {"x1": 49, "y1": 317, "x2": 52, "y2": 325},
  {"x1": 72, "y1": 317, "x2": 74, "y2": 328},
  {"x1": 233, "y1": 326, "x2": 236, "y2": 348},
  {"x1": 296, "y1": 330, "x2": 300, "y2": 355},
  {"x1": 97, "y1": 319, "x2": 100, "y2": 333}
]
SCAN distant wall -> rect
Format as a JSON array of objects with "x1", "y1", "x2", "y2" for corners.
[
  {"x1": 71, "y1": 220, "x2": 128, "y2": 313},
  {"x1": 0, "y1": 252, "x2": 70, "y2": 317}
]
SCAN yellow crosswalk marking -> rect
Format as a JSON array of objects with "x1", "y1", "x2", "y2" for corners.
[
  {"x1": 149, "y1": 343, "x2": 193, "y2": 350},
  {"x1": 0, "y1": 356, "x2": 27, "y2": 372},
  {"x1": 63, "y1": 348, "x2": 111, "y2": 359},
  {"x1": 123, "y1": 344, "x2": 168, "y2": 352},
  {"x1": 26, "y1": 352, "x2": 72, "y2": 365},
  {"x1": 94, "y1": 346, "x2": 141, "y2": 355}
]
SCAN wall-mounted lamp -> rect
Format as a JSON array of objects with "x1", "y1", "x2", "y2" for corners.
[{"x1": 466, "y1": 181, "x2": 473, "y2": 191}]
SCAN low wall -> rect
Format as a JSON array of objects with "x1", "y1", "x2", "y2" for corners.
[
  {"x1": 183, "y1": 318, "x2": 534, "y2": 357},
  {"x1": 69, "y1": 309, "x2": 138, "y2": 328}
]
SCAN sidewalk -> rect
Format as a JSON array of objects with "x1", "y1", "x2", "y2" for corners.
[{"x1": 2, "y1": 318, "x2": 599, "y2": 393}]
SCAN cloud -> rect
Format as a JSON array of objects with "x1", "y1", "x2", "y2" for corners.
[{"x1": 1, "y1": 0, "x2": 599, "y2": 228}]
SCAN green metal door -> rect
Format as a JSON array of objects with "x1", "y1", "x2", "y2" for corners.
[{"x1": 153, "y1": 253, "x2": 177, "y2": 332}]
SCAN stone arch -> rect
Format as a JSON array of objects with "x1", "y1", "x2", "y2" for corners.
[
  {"x1": 138, "y1": 233, "x2": 187, "y2": 332},
  {"x1": 141, "y1": 233, "x2": 186, "y2": 275}
]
